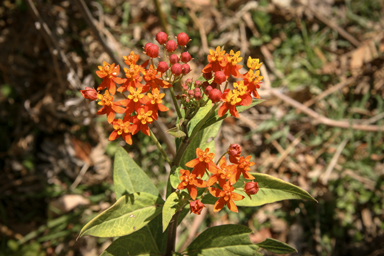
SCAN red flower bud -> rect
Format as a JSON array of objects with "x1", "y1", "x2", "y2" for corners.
[
  {"x1": 210, "y1": 82, "x2": 218, "y2": 89},
  {"x1": 202, "y1": 81, "x2": 210, "y2": 90},
  {"x1": 80, "y1": 87, "x2": 98, "y2": 101},
  {"x1": 169, "y1": 54, "x2": 179, "y2": 64},
  {"x1": 144, "y1": 42, "x2": 153, "y2": 53},
  {"x1": 203, "y1": 72, "x2": 213, "y2": 80},
  {"x1": 146, "y1": 44, "x2": 159, "y2": 58},
  {"x1": 181, "y1": 64, "x2": 191, "y2": 75},
  {"x1": 188, "y1": 90, "x2": 194, "y2": 96},
  {"x1": 190, "y1": 200, "x2": 205, "y2": 215},
  {"x1": 244, "y1": 181, "x2": 259, "y2": 199},
  {"x1": 208, "y1": 88, "x2": 222, "y2": 103},
  {"x1": 194, "y1": 87, "x2": 200, "y2": 92},
  {"x1": 228, "y1": 143, "x2": 242, "y2": 163},
  {"x1": 177, "y1": 32, "x2": 190, "y2": 46},
  {"x1": 185, "y1": 78, "x2": 192, "y2": 84},
  {"x1": 182, "y1": 84, "x2": 188, "y2": 91},
  {"x1": 156, "y1": 31, "x2": 168, "y2": 45},
  {"x1": 204, "y1": 85, "x2": 213, "y2": 95},
  {"x1": 171, "y1": 63, "x2": 182, "y2": 76},
  {"x1": 166, "y1": 40, "x2": 177, "y2": 53},
  {"x1": 194, "y1": 80, "x2": 202, "y2": 87},
  {"x1": 180, "y1": 51, "x2": 192, "y2": 63},
  {"x1": 194, "y1": 91, "x2": 202, "y2": 100},
  {"x1": 214, "y1": 71, "x2": 226, "y2": 84},
  {"x1": 157, "y1": 61, "x2": 169, "y2": 73}
]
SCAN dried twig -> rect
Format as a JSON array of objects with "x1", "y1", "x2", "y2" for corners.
[
  {"x1": 321, "y1": 139, "x2": 348, "y2": 184},
  {"x1": 179, "y1": 208, "x2": 207, "y2": 252}
]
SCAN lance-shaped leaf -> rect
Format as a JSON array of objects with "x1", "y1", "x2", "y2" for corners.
[
  {"x1": 187, "y1": 100, "x2": 213, "y2": 136},
  {"x1": 114, "y1": 147, "x2": 159, "y2": 199},
  {"x1": 79, "y1": 192, "x2": 163, "y2": 238},
  {"x1": 162, "y1": 192, "x2": 181, "y2": 232},
  {"x1": 183, "y1": 225, "x2": 262, "y2": 256},
  {"x1": 257, "y1": 238, "x2": 297, "y2": 254},
  {"x1": 202, "y1": 173, "x2": 316, "y2": 206},
  {"x1": 100, "y1": 225, "x2": 162, "y2": 256}
]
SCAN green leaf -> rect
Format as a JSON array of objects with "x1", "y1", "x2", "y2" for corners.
[
  {"x1": 79, "y1": 192, "x2": 163, "y2": 238},
  {"x1": 201, "y1": 99, "x2": 264, "y2": 131},
  {"x1": 180, "y1": 120, "x2": 222, "y2": 167},
  {"x1": 187, "y1": 101, "x2": 213, "y2": 136},
  {"x1": 167, "y1": 127, "x2": 187, "y2": 138},
  {"x1": 257, "y1": 238, "x2": 297, "y2": 254},
  {"x1": 203, "y1": 173, "x2": 316, "y2": 206},
  {"x1": 162, "y1": 192, "x2": 181, "y2": 232},
  {"x1": 100, "y1": 226, "x2": 162, "y2": 256},
  {"x1": 114, "y1": 147, "x2": 159, "y2": 199},
  {"x1": 170, "y1": 167, "x2": 182, "y2": 189},
  {"x1": 183, "y1": 225, "x2": 261, "y2": 256}
]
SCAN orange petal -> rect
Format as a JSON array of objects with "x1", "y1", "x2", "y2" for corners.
[
  {"x1": 188, "y1": 185, "x2": 197, "y2": 200},
  {"x1": 231, "y1": 192, "x2": 245, "y2": 201},
  {"x1": 209, "y1": 187, "x2": 222, "y2": 198},
  {"x1": 243, "y1": 172, "x2": 255, "y2": 180},
  {"x1": 185, "y1": 158, "x2": 199, "y2": 168},
  {"x1": 227, "y1": 199, "x2": 238, "y2": 213},
  {"x1": 218, "y1": 103, "x2": 229, "y2": 117},
  {"x1": 207, "y1": 175, "x2": 218, "y2": 186},
  {"x1": 109, "y1": 130, "x2": 120, "y2": 141},
  {"x1": 107, "y1": 110, "x2": 115, "y2": 123},
  {"x1": 213, "y1": 198, "x2": 226, "y2": 212},
  {"x1": 122, "y1": 133, "x2": 132, "y2": 145}
]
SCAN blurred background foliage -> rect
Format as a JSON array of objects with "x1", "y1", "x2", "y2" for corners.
[{"x1": 0, "y1": 0, "x2": 383, "y2": 255}]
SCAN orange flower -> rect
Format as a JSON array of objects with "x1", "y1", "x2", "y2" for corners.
[
  {"x1": 131, "y1": 107, "x2": 154, "y2": 136},
  {"x1": 96, "y1": 62, "x2": 126, "y2": 95},
  {"x1": 190, "y1": 200, "x2": 205, "y2": 215},
  {"x1": 202, "y1": 46, "x2": 227, "y2": 73},
  {"x1": 235, "y1": 155, "x2": 255, "y2": 181},
  {"x1": 207, "y1": 157, "x2": 237, "y2": 187},
  {"x1": 223, "y1": 50, "x2": 243, "y2": 78},
  {"x1": 233, "y1": 81, "x2": 252, "y2": 106},
  {"x1": 185, "y1": 148, "x2": 219, "y2": 178},
  {"x1": 118, "y1": 65, "x2": 144, "y2": 93},
  {"x1": 97, "y1": 90, "x2": 126, "y2": 123},
  {"x1": 177, "y1": 169, "x2": 207, "y2": 200},
  {"x1": 247, "y1": 57, "x2": 263, "y2": 70},
  {"x1": 209, "y1": 182, "x2": 244, "y2": 213},
  {"x1": 143, "y1": 88, "x2": 168, "y2": 119},
  {"x1": 109, "y1": 119, "x2": 132, "y2": 145},
  {"x1": 243, "y1": 69, "x2": 263, "y2": 99},
  {"x1": 120, "y1": 87, "x2": 146, "y2": 115},
  {"x1": 123, "y1": 51, "x2": 140, "y2": 66},
  {"x1": 218, "y1": 89, "x2": 241, "y2": 118},
  {"x1": 142, "y1": 65, "x2": 171, "y2": 91}
]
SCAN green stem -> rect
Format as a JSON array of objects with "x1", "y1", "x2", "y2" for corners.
[
  {"x1": 152, "y1": 0, "x2": 169, "y2": 35},
  {"x1": 150, "y1": 129, "x2": 172, "y2": 165},
  {"x1": 169, "y1": 87, "x2": 183, "y2": 120},
  {"x1": 216, "y1": 151, "x2": 228, "y2": 165}
]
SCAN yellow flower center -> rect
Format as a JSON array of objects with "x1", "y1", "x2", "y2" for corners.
[{"x1": 137, "y1": 109, "x2": 153, "y2": 124}]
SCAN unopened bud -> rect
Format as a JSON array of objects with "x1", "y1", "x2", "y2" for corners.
[
  {"x1": 156, "y1": 31, "x2": 168, "y2": 45},
  {"x1": 166, "y1": 40, "x2": 177, "y2": 53},
  {"x1": 190, "y1": 199, "x2": 205, "y2": 215},
  {"x1": 208, "y1": 88, "x2": 222, "y2": 103},
  {"x1": 177, "y1": 32, "x2": 190, "y2": 47},
  {"x1": 171, "y1": 63, "x2": 182, "y2": 76},
  {"x1": 157, "y1": 61, "x2": 169, "y2": 73},
  {"x1": 181, "y1": 64, "x2": 191, "y2": 75},
  {"x1": 170, "y1": 54, "x2": 179, "y2": 64},
  {"x1": 80, "y1": 87, "x2": 98, "y2": 101},
  {"x1": 203, "y1": 72, "x2": 213, "y2": 80},
  {"x1": 180, "y1": 51, "x2": 192, "y2": 63},
  {"x1": 146, "y1": 44, "x2": 159, "y2": 58},
  {"x1": 244, "y1": 181, "x2": 259, "y2": 198},
  {"x1": 214, "y1": 71, "x2": 226, "y2": 84}
]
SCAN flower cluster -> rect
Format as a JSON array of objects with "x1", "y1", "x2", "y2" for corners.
[
  {"x1": 81, "y1": 31, "x2": 263, "y2": 147},
  {"x1": 202, "y1": 47, "x2": 264, "y2": 118},
  {"x1": 178, "y1": 144, "x2": 259, "y2": 214},
  {"x1": 80, "y1": 32, "x2": 193, "y2": 144}
]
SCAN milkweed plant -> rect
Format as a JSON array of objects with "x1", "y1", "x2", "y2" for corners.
[{"x1": 78, "y1": 31, "x2": 316, "y2": 256}]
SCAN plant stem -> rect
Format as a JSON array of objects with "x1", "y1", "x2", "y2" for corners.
[
  {"x1": 150, "y1": 129, "x2": 172, "y2": 165},
  {"x1": 189, "y1": 103, "x2": 219, "y2": 140},
  {"x1": 216, "y1": 151, "x2": 228, "y2": 165},
  {"x1": 169, "y1": 87, "x2": 183, "y2": 120},
  {"x1": 164, "y1": 210, "x2": 181, "y2": 256}
]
